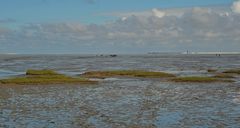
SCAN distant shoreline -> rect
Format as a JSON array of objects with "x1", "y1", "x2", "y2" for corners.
[
  {"x1": 148, "y1": 52, "x2": 240, "y2": 55},
  {"x1": 0, "y1": 52, "x2": 240, "y2": 56},
  {"x1": 181, "y1": 52, "x2": 240, "y2": 55}
]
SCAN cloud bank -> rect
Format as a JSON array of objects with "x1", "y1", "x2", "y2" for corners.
[
  {"x1": 1, "y1": 2, "x2": 240, "y2": 53},
  {"x1": 232, "y1": 0, "x2": 240, "y2": 13},
  {"x1": 152, "y1": 8, "x2": 166, "y2": 18}
]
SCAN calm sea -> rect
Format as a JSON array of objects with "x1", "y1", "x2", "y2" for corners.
[{"x1": 0, "y1": 54, "x2": 240, "y2": 78}]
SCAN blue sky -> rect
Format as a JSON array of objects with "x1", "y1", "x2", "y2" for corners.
[
  {"x1": 0, "y1": 0, "x2": 240, "y2": 54},
  {"x1": 0, "y1": 0, "x2": 235, "y2": 24}
]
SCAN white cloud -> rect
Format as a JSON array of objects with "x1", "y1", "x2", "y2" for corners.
[
  {"x1": 107, "y1": 32, "x2": 137, "y2": 39},
  {"x1": 152, "y1": 8, "x2": 166, "y2": 18},
  {"x1": 103, "y1": 8, "x2": 185, "y2": 18},
  {"x1": 121, "y1": 17, "x2": 127, "y2": 21},
  {"x1": 232, "y1": 0, "x2": 240, "y2": 13},
  {"x1": 192, "y1": 7, "x2": 211, "y2": 14},
  {"x1": 1, "y1": 2, "x2": 240, "y2": 53}
]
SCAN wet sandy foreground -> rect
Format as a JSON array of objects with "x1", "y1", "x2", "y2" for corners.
[{"x1": 1, "y1": 78, "x2": 240, "y2": 128}]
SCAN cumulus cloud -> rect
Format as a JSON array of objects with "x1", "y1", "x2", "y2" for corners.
[
  {"x1": 103, "y1": 8, "x2": 185, "y2": 18},
  {"x1": 152, "y1": 8, "x2": 166, "y2": 18},
  {"x1": 232, "y1": 0, "x2": 240, "y2": 13},
  {"x1": 1, "y1": 2, "x2": 240, "y2": 53}
]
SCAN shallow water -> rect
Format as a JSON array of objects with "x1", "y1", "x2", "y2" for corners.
[
  {"x1": 0, "y1": 54, "x2": 240, "y2": 127},
  {"x1": 0, "y1": 54, "x2": 239, "y2": 77}
]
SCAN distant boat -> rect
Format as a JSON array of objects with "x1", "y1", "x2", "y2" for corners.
[{"x1": 110, "y1": 54, "x2": 117, "y2": 57}]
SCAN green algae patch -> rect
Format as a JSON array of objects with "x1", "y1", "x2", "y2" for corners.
[
  {"x1": 81, "y1": 70, "x2": 176, "y2": 79},
  {"x1": 171, "y1": 76, "x2": 233, "y2": 83},
  {"x1": 26, "y1": 69, "x2": 59, "y2": 75},
  {"x1": 0, "y1": 69, "x2": 97, "y2": 85},
  {"x1": 207, "y1": 69, "x2": 217, "y2": 73},
  {"x1": 213, "y1": 73, "x2": 235, "y2": 78},
  {"x1": 223, "y1": 69, "x2": 240, "y2": 74}
]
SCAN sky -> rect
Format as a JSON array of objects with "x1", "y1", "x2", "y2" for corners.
[{"x1": 0, "y1": 0, "x2": 240, "y2": 54}]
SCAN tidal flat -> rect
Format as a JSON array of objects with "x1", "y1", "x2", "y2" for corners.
[
  {"x1": 1, "y1": 79, "x2": 240, "y2": 127},
  {"x1": 0, "y1": 54, "x2": 240, "y2": 127}
]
